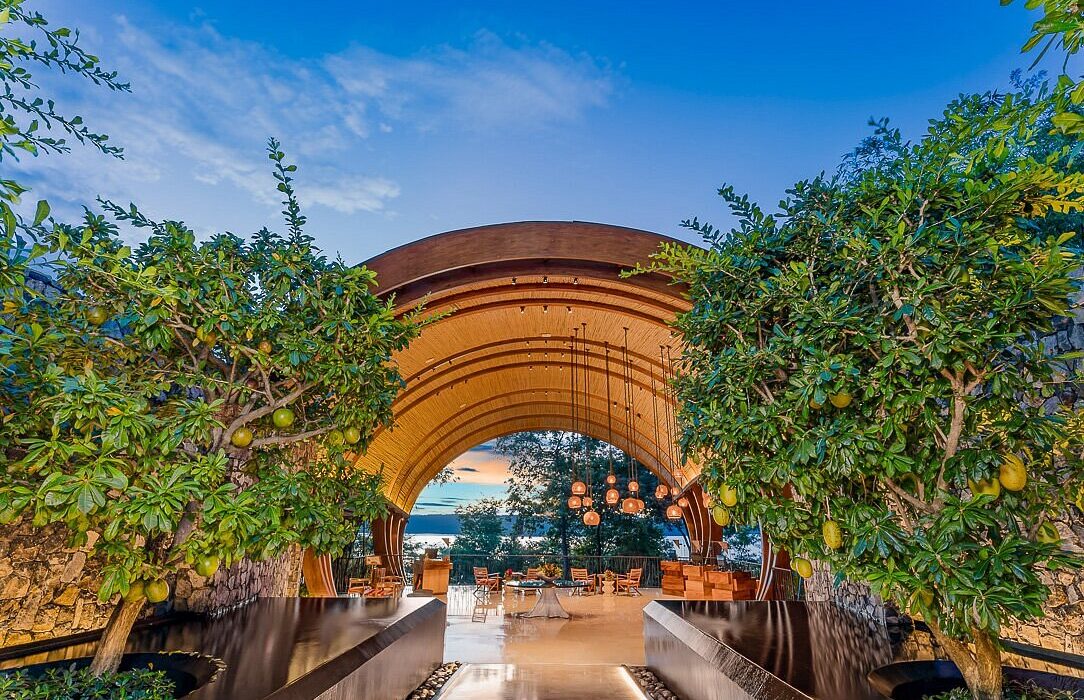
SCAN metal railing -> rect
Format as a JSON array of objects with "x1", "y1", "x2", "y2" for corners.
[{"x1": 329, "y1": 552, "x2": 766, "y2": 594}]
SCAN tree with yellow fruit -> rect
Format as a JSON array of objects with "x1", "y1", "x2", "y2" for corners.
[
  {"x1": 0, "y1": 14, "x2": 424, "y2": 676},
  {"x1": 643, "y1": 76, "x2": 1084, "y2": 699}
]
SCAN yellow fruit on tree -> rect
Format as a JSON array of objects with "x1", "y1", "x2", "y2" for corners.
[
  {"x1": 720, "y1": 484, "x2": 738, "y2": 507},
  {"x1": 327, "y1": 429, "x2": 345, "y2": 447},
  {"x1": 998, "y1": 454, "x2": 1027, "y2": 492},
  {"x1": 272, "y1": 408, "x2": 295, "y2": 429},
  {"x1": 230, "y1": 427, "x2": 253, "y2": 448},
  {"x1": 968, "y1": 478, "x2": 1001, "y2": 499},
  {"x1": 195, "y1": 327, "x2": 218, "y2": 346},
  {"x1": 258, "y1": 340, "x2": 273, "y2": 354},
  {"x1": 822, "y1": 520, "x2": 843, "y2": 549},
  {"x1": 124, "y1": 581, "x2": 145, "y2": 602},
  {"x1": 86, "y1": 307, "x2": 108, "y2": 326},
  {"x1": 1036, "y1": 521, "x2": 1061, "y2": 545},
  {"x1": 829, "y1": 392, "x2": 853, "y2": 408},
  {"x1": 344, "y1": 427, "x2": 361, "y2": 445},
  {"x1": 793, "y1": 557, "x2": 813, "y2": 579},
  {"x1": 195, "y1": 556, "x2": 221, "y2": 578},
  {"x1": 145, "y1": 579, "x2": 170, "y2": 603},
  {"x1": 712, "y1": 506, "x2": 731, "y2": 527}
]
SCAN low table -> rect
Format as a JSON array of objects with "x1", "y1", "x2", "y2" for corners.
[{"x1": 506, "y1": 579, "x2": 586, "y2": 619}]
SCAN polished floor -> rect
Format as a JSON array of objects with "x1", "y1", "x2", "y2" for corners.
[
  {"x1": 437, "y1": 663, "x2": 646, "y2": 699},
  {"x1": 436, "y1": 585, "x2": 669, "y2": 666}
]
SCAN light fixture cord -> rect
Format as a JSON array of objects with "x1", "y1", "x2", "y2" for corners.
[
  {"x1": 604, "y1": 342, "x2": 615, "y2": 480},
  {"x1": 581, "y1": 323, "x2": 591, "y2": 498}
]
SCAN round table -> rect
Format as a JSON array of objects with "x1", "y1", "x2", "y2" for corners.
[{"x1": 507, "y1": 579, "x2": 586, "y2": 619}]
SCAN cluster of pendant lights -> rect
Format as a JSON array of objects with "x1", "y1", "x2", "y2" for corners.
[
  {"x1": 565, "y1": 325, "x2": 679, "y2": 526},
  {"x1": 652, "y1": 345, "x2": 688, "y2": 521}
]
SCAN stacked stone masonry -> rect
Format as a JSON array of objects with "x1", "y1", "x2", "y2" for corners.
[{"x1": 0, "y1": 518, "x2": 301, "y2": 648}]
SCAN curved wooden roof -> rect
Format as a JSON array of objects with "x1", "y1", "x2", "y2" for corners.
[{"x1": 356, "y1": 221, "x2": 698, "y2": 512}]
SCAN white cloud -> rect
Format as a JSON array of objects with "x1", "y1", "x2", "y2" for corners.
[{"x1": 11, "y1": 14, "x2": 615, "y2": 238}]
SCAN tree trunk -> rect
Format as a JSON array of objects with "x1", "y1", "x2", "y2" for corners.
[
  {"x1": 928, "y1": 621, "x2": 1003, "y2": 700},
  {"x1": 89, "y1": 596, "x2": 145, "y2": 676}
]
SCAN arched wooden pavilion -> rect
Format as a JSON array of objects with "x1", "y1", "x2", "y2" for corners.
[{"x1": 304, "y1": 222, "x2": 781, "y2": 596}]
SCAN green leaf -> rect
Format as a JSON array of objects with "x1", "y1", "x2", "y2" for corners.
[{"x1": 33, "y1": 199, "x2": 50, "y2": 226}]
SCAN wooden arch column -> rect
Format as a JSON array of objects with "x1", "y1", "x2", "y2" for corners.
[
  {"x1": 679, "y1": 482, "x2": 717, "y2": 561},
  {"x1": 372, "y1": 507, "x2": 408, "y2": 578}
]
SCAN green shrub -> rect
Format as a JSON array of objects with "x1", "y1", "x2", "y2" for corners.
[{"x1": 0, "y1": 666, "x2": 175, "y2": 699}]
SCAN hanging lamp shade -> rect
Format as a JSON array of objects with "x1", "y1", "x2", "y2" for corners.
[
  {"x1": 678, "y1": 496, "x2": 690, "y2": 508},
  {"x1": 702, "y1": 492, "x2": 713, "y2": 507},
  {"x1": 582, "y1": 496, "x2": 593, "y2": 508},
  {"x1": 621, "y1": 497, "x2": 637, "y2": 514},
  {"x1": 567, "y1": 495, "x2": 582, "y2": 509},
  {"x1": 670, "y1": 486, "x2": 680, "y2": 497},
  {"x1": 655, "y1": 484, "x2": 669, "y2": 499},
  {"x1": 605, "y1": 488, "x2": 620, "y2": 505},
  {"x1": 666, "y1": 504, "x2": 683, "y2": 520},
  {"x1": 583, "y1": 510, "x2": 600, "y2": 527},
  {"x1": 606, "y1": 473, "x2": 617, "y2": 485},
  {"x1": 628, "y1": 480, "x2": 639, "y2": 493},
  {"x1": 571, "y1": 480, "x2": 587, "y2": 496}
]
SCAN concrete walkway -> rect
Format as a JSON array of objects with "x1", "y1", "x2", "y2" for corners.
[
  {"x1": 439, "y1": 585, "x2": 668, "y2": 666},
  {"x1": 437, "y1": 664, "x2": 646, "y2": 699}
]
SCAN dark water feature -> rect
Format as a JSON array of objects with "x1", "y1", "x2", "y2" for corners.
[
  {"x1": 651, "y1": 600, "x2": 926, "y2": 699},
  {"x1": 3, "y1": 597, "x2": 436, "y2": 700}
]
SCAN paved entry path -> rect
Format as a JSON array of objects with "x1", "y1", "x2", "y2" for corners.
[
  {"x1": 439, "y1": 586, "x2": 664, "y2": 665},
  {"x1": 437, "y1": 664, "x2": 646, "y2": 699}
]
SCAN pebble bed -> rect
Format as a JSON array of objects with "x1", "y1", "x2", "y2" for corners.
[
  {"x1": 626, "y1": 665, "x2": 682, "y2": 699},
  {"x1": 406, "y1": 661, "x2": 461, "y2": 699}
]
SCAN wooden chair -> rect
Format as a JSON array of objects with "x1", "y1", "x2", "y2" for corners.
[
  {"x1": 570, "y1": 567, "x2": 595, "y2": 595},
  {"x1": 346, "y1": 555, "x2": 384, "y2": 595},
  {"x1": 513, "y1": 568, "x2": 542, "y2": 598},
  {"x1": 473, "y1": 567, "x2": 500, "y2": 597},
  {"x1": 617, "y1": 568, "x2": 643, "y2": 596}
]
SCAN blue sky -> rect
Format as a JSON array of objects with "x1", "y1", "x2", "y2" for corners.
[
  {"x1": 18, "y1": 1, "x2": 1074, "y2": 264},
  {"x1": 15, "y1": 3, "x2": 1078, "y2": 512}
]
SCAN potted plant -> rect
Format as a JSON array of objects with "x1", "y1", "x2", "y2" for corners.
[
  {"x1": 602, "y1": 570, "x2": 617, "y2": 595},
  {"x1": 643, "y1": 78, "x2": 1084, "y2": 699},
  {"x1": 538, "y1": 562, "x2": 562, "y2": 582}
]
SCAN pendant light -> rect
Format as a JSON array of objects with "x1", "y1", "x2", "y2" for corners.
[
  {"x1": 678, "y1": 496, "x2": 690, "y2": 508},
  {"x1": 565, "y1": 329, "x2": 585, "y2": 508},
  {"x1": 621, "y1": 328, "x2": 639, "y2": 512},
  {"x1": 666, "y1": 503, "x2": 683, "y2": 520},
  {"x1": 649, "y1": 358, "x2": 673, "y2": 500},
  {"x1": 603, "y1": 342, "x2": 621, "y2": 507},
  {"x1": 580, "y1": 323, "x2": 598, "y2": 527},
  {"x1": 569, "y1": 328, "x2": 587, "y2": 498}
]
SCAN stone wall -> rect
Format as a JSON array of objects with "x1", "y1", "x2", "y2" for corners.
[
  {"x1": 0, "y1": 517, "x2": 302, "y2": 649},
  {"x1": 174, "y1": 546, "x2": 303, "y2": 615},
  {"x1": 0, "y1": 520, "x2": 116, "y2": 648}
]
